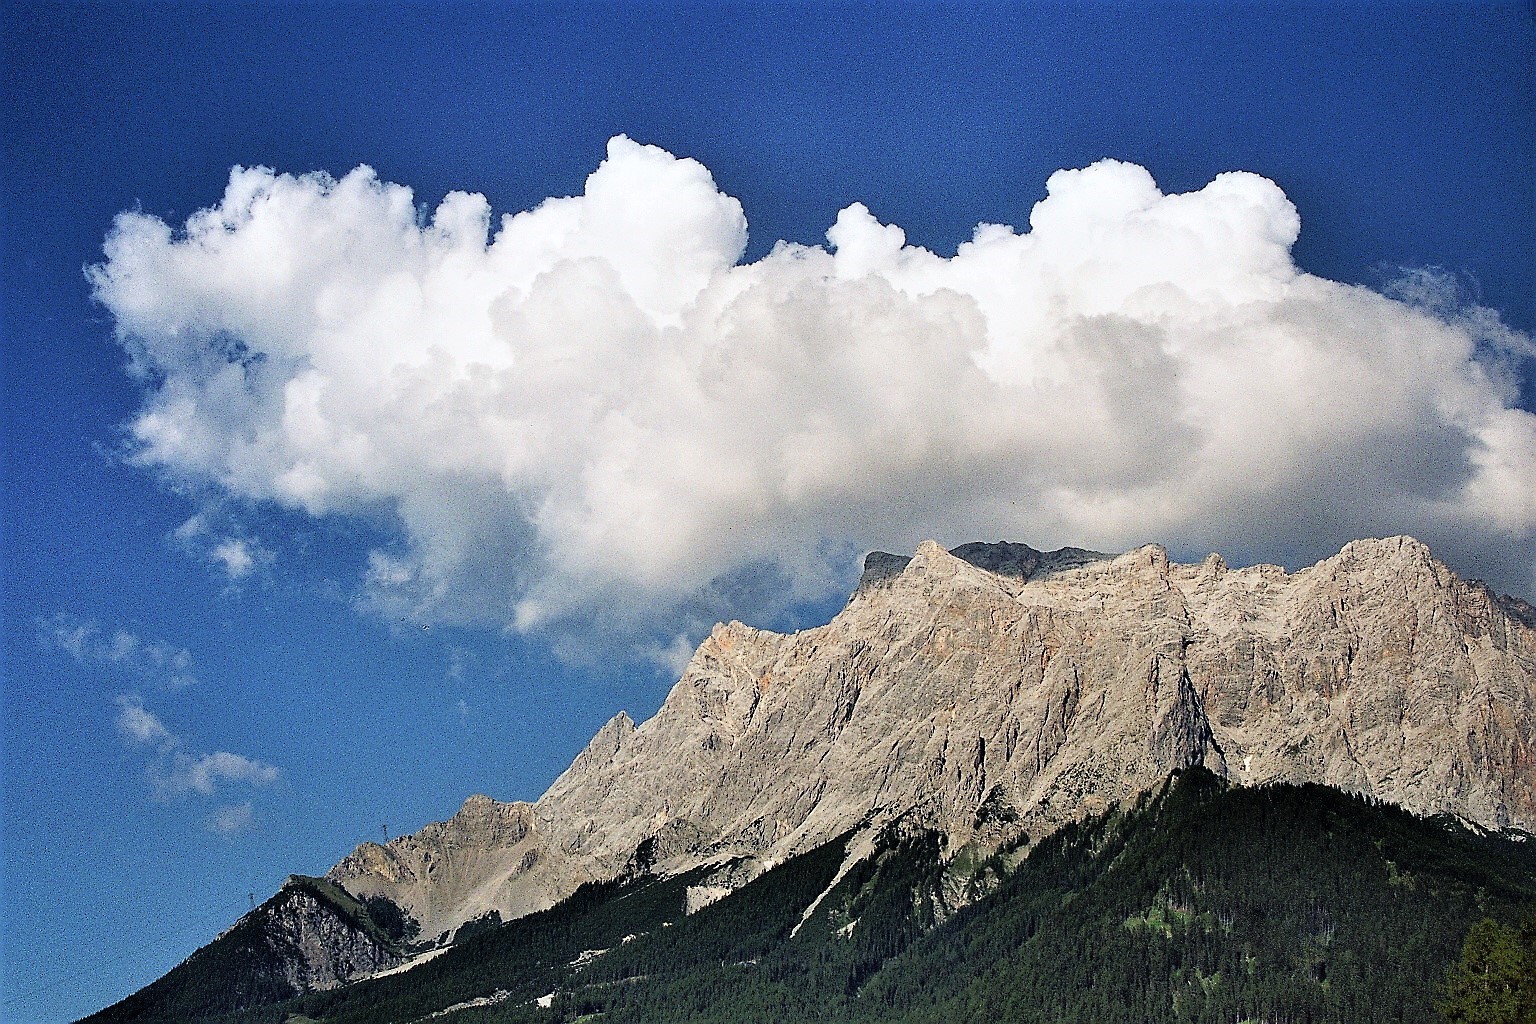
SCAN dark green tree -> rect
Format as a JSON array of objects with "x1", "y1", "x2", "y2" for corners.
[{"x1": 1438, "y1": 916, "x2": 1536, "y2": 1023}]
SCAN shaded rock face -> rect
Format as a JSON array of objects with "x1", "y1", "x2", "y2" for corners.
[
  {"x1": 261, "y1": 883, "x2": 403, "y2": 991},
  {"x1": 330, "y1": 536, "x2": 1536, "y2": 944}
]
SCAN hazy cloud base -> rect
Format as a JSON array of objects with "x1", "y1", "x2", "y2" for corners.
[{"x1": 91, "y1": 137, "x2": 1536, "y2": 656}]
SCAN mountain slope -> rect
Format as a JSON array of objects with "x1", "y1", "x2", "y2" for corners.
[
  {"x1": 79, "y1": 876, "x2": 411, "y2": 1024},
  {"x1": 333, "y1": 536, "x2": 1536, "y2": 943},
  {"x1": 98, "y1": 770, "x2": 1536, "y2": 1024}
]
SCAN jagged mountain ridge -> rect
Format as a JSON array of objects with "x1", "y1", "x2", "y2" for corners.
[{"x1": 330, "y1": 535, "x2": 1536, "y2": 944}]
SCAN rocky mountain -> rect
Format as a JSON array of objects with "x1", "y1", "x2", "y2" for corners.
[
  {"x1": 77, "y1": 535, "x2": 1536, "y2": 1024},
  {"x1": 329, "y1": 535, "x2": 1536, "y2": 945}
]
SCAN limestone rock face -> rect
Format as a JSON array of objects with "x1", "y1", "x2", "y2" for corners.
[{"x1": 330, "y1": 536, "x2": 1536, "y2": 942}]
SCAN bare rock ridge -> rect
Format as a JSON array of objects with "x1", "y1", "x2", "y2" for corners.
[{"x1": 329, "y1": 536, "x2": 1536, "y2": 944}]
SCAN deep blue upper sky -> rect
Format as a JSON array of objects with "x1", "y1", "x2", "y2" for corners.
[{"x1": 3, "y1": 3, "x2": 1532, "y2": 1021}]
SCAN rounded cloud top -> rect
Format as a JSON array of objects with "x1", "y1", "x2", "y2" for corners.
[{"x1": 89, "y1": 137, "x2": 1536, "y2": 650}]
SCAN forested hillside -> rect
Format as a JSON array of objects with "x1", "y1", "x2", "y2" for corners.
[{"x1": 516, "y1": 770, "x2": 1536, "y2": 1024}]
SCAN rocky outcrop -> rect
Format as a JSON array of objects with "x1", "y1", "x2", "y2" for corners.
[
  {"x1": 76, "y1": 875, "x2": 408, "y2": 1022},
  {"x1": 260, "y1": 879, "x2": 404, "y2": 990},
  {"x1": 331, "y1": 536, "x2": 1536, "y2": 944},
  {"x1": 327, "y1": 795, "x2": 589, "y2": 944}
]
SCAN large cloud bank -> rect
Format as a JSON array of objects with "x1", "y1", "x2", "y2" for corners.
[{"x1": 91, "y1": 137, "x2": 1536, "y2": 650}]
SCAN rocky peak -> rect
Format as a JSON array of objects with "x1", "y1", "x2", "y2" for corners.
[
  {"x1": 1131, "y1": 542, "x2": 1171, "y2": 572},
  {"x1": 1500, "y1": 593, "x2": 1536, "y2": 629},
  {"x1": 951, "y1": 539, "x2": 1117, "y2": 581},
  {"x1": 855, "y1": 540, "x2": 1113, "y2": 598},
  {"x1": 856, "y1": 550, "x2": 913, "y2": 590},
  {"x1": 563, "y1": 711, "x2": 637, "y2": 778},
  {"x1": 947, "y1": 540, "x2": 1044, "y2": 579},
  {"x1": 327, "y1": 795, "x2": 560, "y2": 943},
  {"x1": 889, "y1": 539, "x2": 990, "y2": 594}
]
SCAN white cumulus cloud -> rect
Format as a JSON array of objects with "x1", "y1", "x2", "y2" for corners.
[{"x1": 89, "y1": 136, "x2": 1536, "y2": 650}]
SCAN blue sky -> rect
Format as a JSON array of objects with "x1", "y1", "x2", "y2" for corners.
[{"x1": 3, "y1": 3, "x2": 1532, "y2": 1021}]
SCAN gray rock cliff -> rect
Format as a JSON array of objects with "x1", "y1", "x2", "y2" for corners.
[
  {"x1": 229, "y1": 877, "x2": 406, "y2": 991},
  {"x1": 330, "y1": 537, "x2": 1536, "y2": 943}
]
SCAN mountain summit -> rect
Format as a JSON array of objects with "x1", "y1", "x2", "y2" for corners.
[{"x1": 327, "y1": 536, "x2": 1536, "y2": 945}]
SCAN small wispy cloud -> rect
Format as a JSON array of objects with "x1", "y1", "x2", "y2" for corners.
[
  {"x1": 45, "y1": 615, "x2": 280, "y2": 830},
  {"x1": 645, "y1": 633, "x2": 698, "y2": 676},
  {"x1": 111, "y1": 695, "x2": 280, "y2": 822},
  {"x1": 115, "y1": 694, "x2": 175, "y2": 747},
  {"x1": 151, "y1": 750, "x2": 280, "y2": 801},
  {"x1": 446, "y1": 644, "x2": 474, "y2": 684},
  {"x1": 38, "y1": 613, "x2": 197, "y2": 689},
  {"x1": 210, "y1": 538, "x2": 257, "y2": 578},
  {"x1": 207, "y1": 801, "x2": 255, "y2": 837},
  {"x1": 172, "y1": 512, "x2": 272, "y2": 581}
]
